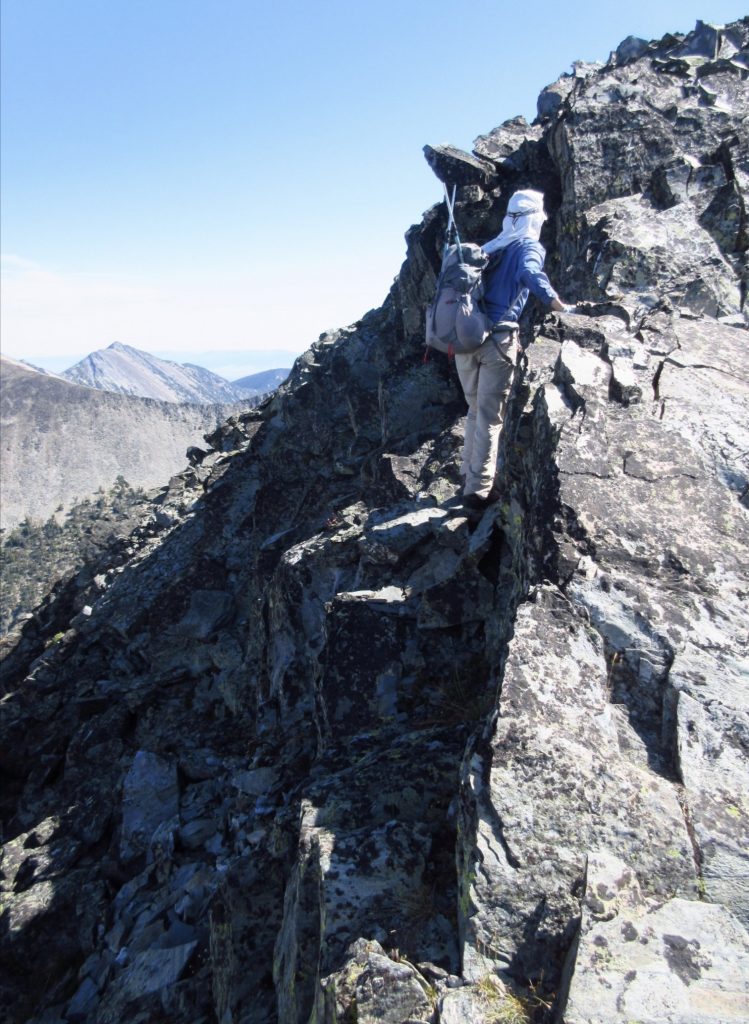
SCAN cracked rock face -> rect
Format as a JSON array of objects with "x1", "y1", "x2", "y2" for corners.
[{"x1": 1, "y1": 17, "x2": 749, "y2": 1024}]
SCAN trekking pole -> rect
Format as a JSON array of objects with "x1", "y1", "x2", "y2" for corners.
[{"x1": 443, "y1": 183, "x2": 461, "y2": 252}]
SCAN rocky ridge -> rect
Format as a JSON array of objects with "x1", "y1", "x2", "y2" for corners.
[{"x1": 1, "y1": 18, "x2": 748, "y2": 1024}]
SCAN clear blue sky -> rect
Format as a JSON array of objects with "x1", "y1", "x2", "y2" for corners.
[{"x1": 2, "y1": 1, "x2": 746, "y2": 378}]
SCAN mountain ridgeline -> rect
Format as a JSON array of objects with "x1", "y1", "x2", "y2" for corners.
[
  {"x1": 1, "y1": 19, "x2": 748, "y2": 1024},
  {"x1": 61, "y1": 342, "x2": 288, "y2": 404}
]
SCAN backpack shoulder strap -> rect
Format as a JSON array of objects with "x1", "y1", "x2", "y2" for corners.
[{"x1": 484, "y1": 247, "x2": 505, "y2": 275}]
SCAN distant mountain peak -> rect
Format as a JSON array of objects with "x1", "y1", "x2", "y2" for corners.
[
  {"x1": 61, "y1": 343, "x2": 259, "y2": 405},
  {"x1": 232, "y1": 367, "x2": 290, "y2": 394}
]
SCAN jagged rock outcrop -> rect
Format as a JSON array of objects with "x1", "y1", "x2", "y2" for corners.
[{"x1": 1, "y1": 18, "x2": 748, "y2": 1024}]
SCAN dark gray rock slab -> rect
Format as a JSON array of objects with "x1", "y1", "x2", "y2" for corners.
[
  {"x1": 423, "y1": 144, "x2": 495, "y2": 187},
  {"x1": 120, "y1": 750, "x2": 179, "y2": 863},
  {"x1": 173, "y1": 589, "x2": 235, "y2": 640}
]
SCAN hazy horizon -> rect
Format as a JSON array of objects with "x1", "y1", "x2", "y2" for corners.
[
  {"x1": 7, "y1": 340, "x2": 299, "y2": 383},
  {"x1": 3, "y1": 1, "x2": 746, "y2": 373}
]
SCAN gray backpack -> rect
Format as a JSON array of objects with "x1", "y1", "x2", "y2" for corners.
[
  {"x1": 424, "y1": 186, "x2": 495, "y2": 354},
  {"x1": 425, "y1": 242, "x2": 492, "y2": 354}
]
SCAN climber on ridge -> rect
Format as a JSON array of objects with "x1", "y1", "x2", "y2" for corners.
[{"x1": 458, "y1": 188, "x2": 573, "y2": 511}]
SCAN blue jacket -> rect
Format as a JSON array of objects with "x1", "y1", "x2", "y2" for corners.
[{"x1": 481, "y1": 238, "x2": 558, "y2": 323}]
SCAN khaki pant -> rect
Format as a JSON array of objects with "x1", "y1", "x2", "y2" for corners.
[{"x1": 455, "y1": 331, "x2": 518, "y2": 498}]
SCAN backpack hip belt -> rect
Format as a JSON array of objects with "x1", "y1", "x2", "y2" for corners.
[{"x1": 489, "y1": 320, "x2": 519, "y2": 335}]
